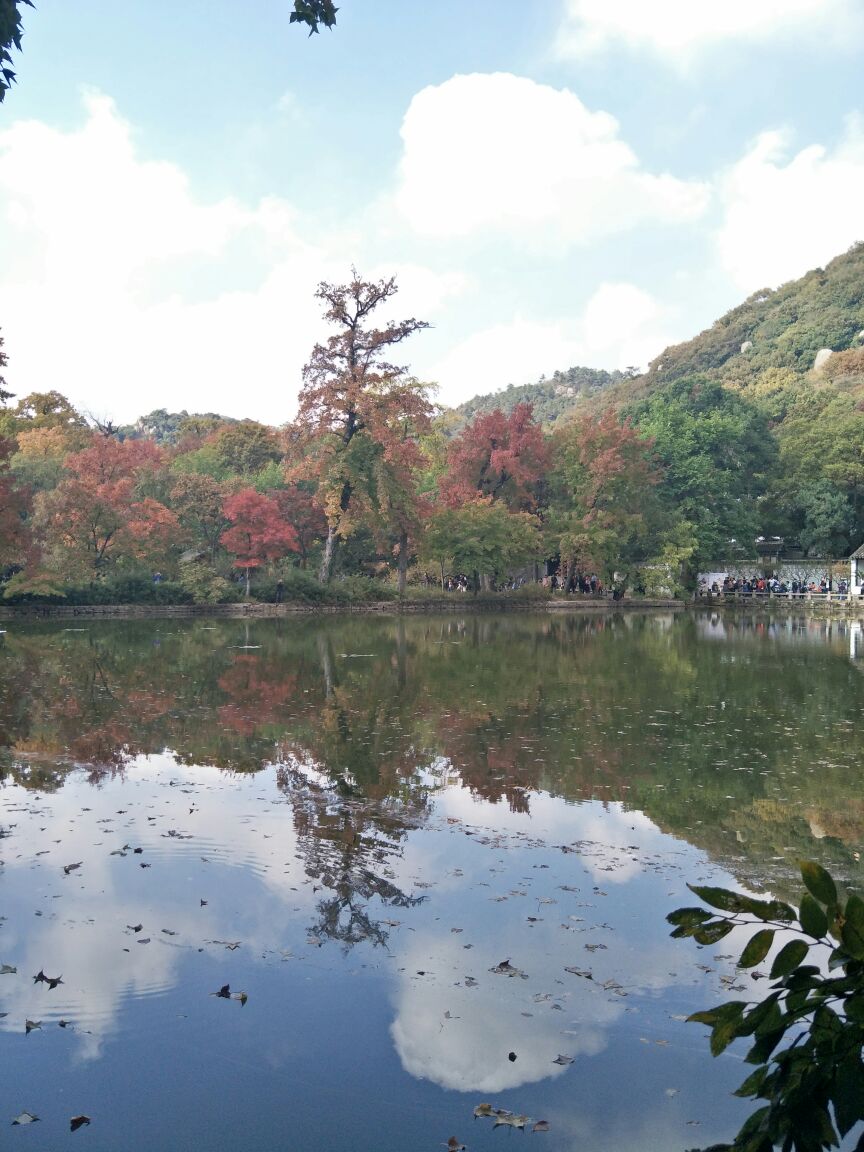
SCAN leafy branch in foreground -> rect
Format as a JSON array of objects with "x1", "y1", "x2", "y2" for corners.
[{"x1": 669, "y1": 861, "x2": 864, "y2": 1152}]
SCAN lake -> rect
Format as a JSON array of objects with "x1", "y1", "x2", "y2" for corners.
[{"x1": 1, "y1": 610, "x2": 863, "y2": 1150}]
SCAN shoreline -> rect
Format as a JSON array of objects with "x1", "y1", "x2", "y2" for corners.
[{"x1": 0, "y1": 597, "x2": 683, "y2": 621}]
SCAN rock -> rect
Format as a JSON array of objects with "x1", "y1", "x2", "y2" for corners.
[{"x1": 740, "y1": 340, "x2": 753, "y2": 353}]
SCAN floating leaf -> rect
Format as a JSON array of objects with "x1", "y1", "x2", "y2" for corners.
[
  {"x1": 445, "y1": 1139, "x2": 465, "y2": 1151},
  {"x1": 0, "y1": 964, "x2": 16, "y2": 975},
  {"x1": 473, "y1": 1103, "x2": 493, "y2": 1118},
  {"x1": 63, "y1": 862, "x2": 82, "y2": 875},
  {"x1": 532, "y1": 1120, "x2": 550, "y2": 1132},
  {"x1": 24, "y1": 1019, "x2": 42, "y2": 1033},
  {"x1": 11, "y1": 1111, "x2": 39, "y2": 1125},
  {"x1": 494, "y1": 1113, "x2": 529, "y2": 1129},
  {"x1": 70, "y1": 1115, "x2": 91, "y2": 1132},
  {"x1": 33, "y1": 969, "x2": 63, "y2": 989},
  {"x1": 490, "y1": 959, "x2": 528, "y2": 979},
  {"x1": 552, "y1": 1053, "x2": 573, "y2": 1065}
]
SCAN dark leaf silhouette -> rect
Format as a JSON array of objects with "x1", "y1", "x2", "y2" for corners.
[
  {"x1": 24, "y1": 1019, "x2": 41, "y2": 1033},
  {"x1": 33, "y1": 969, "x2": 63, "y2": 989},
  {"x1": 63, "y1": 862, "x2": 82, "y2": 875},
  {"x1": 70, "y1": 1115, "x2": 91, "y2": 1132}
]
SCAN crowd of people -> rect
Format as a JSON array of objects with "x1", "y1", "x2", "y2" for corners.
[{"x1": 702, "y1": 575, "x2": 852, "y2": 597}]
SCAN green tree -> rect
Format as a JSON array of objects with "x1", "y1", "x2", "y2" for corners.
[
  {"x1": 629, "y1": 375, "x2": 777, "y2": 566},
  {"x1": 420, "y1": 498, "x2": 539, "y2": 591}
]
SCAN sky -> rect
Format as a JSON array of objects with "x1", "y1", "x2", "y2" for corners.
[{"x1": 0, "y1": 0, "x2": 862, "y2": 425}]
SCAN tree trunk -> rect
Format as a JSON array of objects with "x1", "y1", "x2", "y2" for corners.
[
  {"x1": 320, "y1": 525, "x2": 338, "y2": 584},
  {"x1": 397, "y1": 529, "x2": 409, "y2": 595},
  {"x1": 440, "y1": 560, "x2": 445, "y2": 592},
  {"x1": 245, "y1": 567, "x2": 251, "y2": 598}
]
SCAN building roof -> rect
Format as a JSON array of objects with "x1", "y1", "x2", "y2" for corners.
[{"x1": 852, "y1": 543, "x2": 864, "y2": 560}]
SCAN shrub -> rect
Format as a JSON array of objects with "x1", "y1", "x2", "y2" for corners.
[{"x1": 670, "y1": 860, "x2": 864, "y2": 1151}]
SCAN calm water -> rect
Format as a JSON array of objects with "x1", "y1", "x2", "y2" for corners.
[{"x1": 1, "y1": 611, "x2": 863, "y2": 1151}]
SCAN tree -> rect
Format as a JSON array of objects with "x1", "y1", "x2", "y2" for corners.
[
  {"x1": 0, "y1": 326, "x2": 13, "y2": 405},
  {"x1": 439, "y1": 402, "x2": 548, "y2": 513},
  {"x1": 289, "y1": 0, "x2": 338, "y2": 34},
  {"x1": 548, "y1": 408, "x2": 669, "y2": 586},
  {"x1": 421, "y1": 498, "x2": 539, "y2": 591},
  {"x1": 31, "y1": 433, "x2": 168, "y2": 580},
  {"x1": 220, "y1": 487, "x2": 299, "y2": 597},
  {"x1": 213, "y1": 420, "x2": 282, "y2": 477},
  {"x1": 629, "y1": 375, "x2": 777, "y2": 566},
  {"x1": 0, "y1": 0, "x2": 31, "y2": 103},
  {"x1": 670, "y1": 860, "x2": 864, "y2": 1152},
  {"x1": 293, "y1": 272, "x2": 432, "y2": 583},
  {"x1": 9, "y1": 390, "x2": 88, "y2": 431},
  {"x1": 0, "y1": 434, "x2": 30, "y2": 569},
  {"x1": 271, "y1": 483, "x2": 327, "y2": 570},
  {"x1": 170, "y1": 473, "x2": 229, "y2": 559},
  {"x1": 0, "y1": 1, "x2": 334, "y2": 106}
]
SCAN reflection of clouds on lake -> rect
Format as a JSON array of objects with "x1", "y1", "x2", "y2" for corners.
[
  {"x1": 390, "y1": 934, "x2": 617, "y2": 1092},
  {"x1": 0, "y1": 756, "x2": 315, "y2": 1057}
]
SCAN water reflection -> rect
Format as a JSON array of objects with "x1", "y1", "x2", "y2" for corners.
[{"x1": 2, "y1": 612, "x2": 864, "y2": 1150}]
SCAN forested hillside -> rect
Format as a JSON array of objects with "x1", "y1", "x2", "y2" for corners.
[
  {"x1": 449, "y1": 365, "x2": 624, "y2": 431},
  {"x1": 0, "y1": 253, "x2": 862, "y2": 606}
]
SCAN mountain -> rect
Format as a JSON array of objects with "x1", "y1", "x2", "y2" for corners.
[{"x1": 447, "y1": 365, "x2": 623, "y2": 431}]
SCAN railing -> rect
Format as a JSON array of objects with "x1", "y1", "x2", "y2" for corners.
[{"x1": 699, "y1": 589, "x2": 859, "y2": 603}]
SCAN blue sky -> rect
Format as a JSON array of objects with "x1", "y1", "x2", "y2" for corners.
[{"x1": 0, "y1": 0, "x2": 862, "y2": 424}]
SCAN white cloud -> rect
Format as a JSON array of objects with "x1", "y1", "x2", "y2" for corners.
[
  {"x1": 716, "y1": 119, "x2": 864, "y2": 292},
  {"x1": 395, "y1": 73, "x2": 709, "y2": 246},
  {"x1": 430, "y1": 283, "x2": 677, "y2": 406},
  {"x1": 0, "y1": 94, "x2": 457, "y2": 425},
  {"x1": 556, "y1": 0, "x2": 864, "y2": 61}
]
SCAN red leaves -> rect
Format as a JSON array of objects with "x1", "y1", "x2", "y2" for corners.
[
  {"x1": 440, "y1": 403, "x2": 548, "y2": 512},
  {"x1": 220, "y1": 488, "x2": 299, "y2": 567}
]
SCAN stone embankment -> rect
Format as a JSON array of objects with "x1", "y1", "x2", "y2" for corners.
[{"x1": 0, "y1": 597, "x2": 683, "y2": 621}]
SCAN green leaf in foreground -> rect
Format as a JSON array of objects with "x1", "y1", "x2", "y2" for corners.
[{"x1": 800, "y1": 860, "x2": 837, "y2": 906}]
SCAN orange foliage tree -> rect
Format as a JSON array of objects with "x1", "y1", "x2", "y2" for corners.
[{"x1": 292, "y1": 273, "x2": 433, "y2": 583}]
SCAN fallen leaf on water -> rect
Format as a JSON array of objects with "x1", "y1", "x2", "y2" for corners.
[
  {"x1": 1, "y1": 965, "x2": 17, "y2": 975},
  {"x1": 473, "y1": 1103, "x2": 493, "y2": 1118},
  {"x1": 564, "y1": 966, "x2": 592, "y2": 980},
  {"x1": 552, "y1": 1054, "x2": 573, "y2": 1065},
  {"x1": 11, "y1": 1111, "x2": 39, "y2": 1125},
  {"x1": 445, "y1": 1139, "x2": 465, "y2": 1151},
  {"x1": 127, "y1": 924, "x2": 143, "y2": 933},
  {"x1": 70, "y1": 1115, "x2": 91, "y2": 1132},
  {"x1": 33, "y1": 969, "x2": 63, "y2": 989},
  {"x1": 494, "y1": 1114, "x2": 529, "y2": 1130},
  {"x1": 58, "y1": 1019, "x2": 72, "y2": 1028},
  {"x1": 63, "y1": 862, "x2": 82, "y2": 875},
  {"x1": 137, "y1": 938, "x2": 151, "y2": 945},
  {"x1": 490, "y1": 959, "x2": 528, "y2": 979},
  {"x1": 532, "y1": 1121, "x2": 550, "y2": 1132},
  {"x1": 25, "y1": 1019, "x2": 42, "y2": 1034}
]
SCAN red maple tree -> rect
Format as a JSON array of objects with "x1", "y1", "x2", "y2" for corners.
[{"x1": 220, "y1": 488, "x2": 299, "y2": 596}]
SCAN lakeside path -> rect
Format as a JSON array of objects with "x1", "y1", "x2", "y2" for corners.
[{"x1": 0, "y1": 597, "x2": 683, "y2": 621}]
